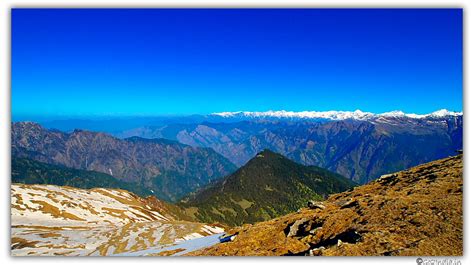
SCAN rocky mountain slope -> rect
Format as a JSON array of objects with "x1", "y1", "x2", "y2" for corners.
[
  {"x1": 180, "y1": 150, "x2": 355, "y2": 226},
  {"x1": 116, "y1": 113, "x2": 462, "y2": 184},
  {"x1": 12, "y1": 157, "x2": 154, "y2": 197},
  {"x1": 188, "y1": 154, "x2": 463, "y2": 256},
  {"x1": 11, "y1": 184, "x2": 224, "y2": 256},
  {"x1": 11, "y1": 122, "x2": 236, "y2": 201}
]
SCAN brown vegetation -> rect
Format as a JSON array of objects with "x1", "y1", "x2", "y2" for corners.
[
  {"x1": 11, "y1": 237, "x2": 40, "y2": 250},
  {"x1": 188, "y1": 155, "x2": 463, "y2": 256}
]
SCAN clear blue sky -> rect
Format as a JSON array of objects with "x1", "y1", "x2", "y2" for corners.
[{"x1": 12, "y1": 8, "x2": 463, "y2": 117}]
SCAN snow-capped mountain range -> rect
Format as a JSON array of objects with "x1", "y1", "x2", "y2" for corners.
[{"x1": 211, "y1": 109, "x2": 462, "y2": 121}]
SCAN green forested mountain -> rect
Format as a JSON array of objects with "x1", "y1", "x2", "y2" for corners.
[
  {"x1": 11, "y1": 157, "x2": 153, "y2": 197},
  {"x1": 180, "y1": 150, "x2": 355, "y2": 226}
]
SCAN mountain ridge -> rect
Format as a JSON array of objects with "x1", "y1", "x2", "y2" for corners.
[
  {"x1": 12, "y1": 157, "x2": 155, "y2": 198},
  {"x1": 211, "y1": 109, "x2": 462, "y2": 121},
  {"x1": 180, "y1": 150, "x2": 355, "y2": 226},
  {"x1": 188, "y1": 154, "x2": 463, "y2": 256},
  {"x1": 116, "y1": 115, "x2": 462, "y2": 184},
  {"x1": 11, "y1": 121, "x2": 237, "y2": 202}
]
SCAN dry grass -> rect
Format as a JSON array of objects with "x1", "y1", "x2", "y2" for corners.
[
  {"x1": 188, "y1": 155, "x2": 463, "y2": 256},
  {"x1": 93, "y1": 189, "x2": 141, "y2": 207},
  {"x1": 11, "y1": 237, "x2": 40, "y2": 250},
  {"x1": 39, "y1": 232, "x2": 62, "y2": 238},
  {"x1": 31, "y1": 200, "x2": 85, "y2": 221}
]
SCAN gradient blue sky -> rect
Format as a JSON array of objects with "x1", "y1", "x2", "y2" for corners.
[{"x1": 12, "y1": 8, "x2": 463, "y2": 117}]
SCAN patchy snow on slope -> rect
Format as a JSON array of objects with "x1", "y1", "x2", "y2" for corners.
[
  {"x1": 11, "y1": 184, "x2": 168, "y2": 227},
  {"x1": 11, "y1": 184, "x2": 225, "y2": 256}
]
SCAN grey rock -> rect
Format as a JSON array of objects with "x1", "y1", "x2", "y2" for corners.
[
  {"x1": 286, "y1": 218, "x2": 309, "y2": 237},
  {"x1": 307, "y1": 200, "x2": 326, "y2": 210},
  {"x1": 340, "y1": 198, "x2": 358, "y2": 209}
]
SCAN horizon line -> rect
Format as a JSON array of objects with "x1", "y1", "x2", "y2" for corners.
[{"x1": 12, "y1": 108, "x2": 463, "y2": 120}]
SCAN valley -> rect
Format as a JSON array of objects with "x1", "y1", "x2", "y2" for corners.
[{"x1": 41, "y1": 110, "x2": 462, "y2": 184}]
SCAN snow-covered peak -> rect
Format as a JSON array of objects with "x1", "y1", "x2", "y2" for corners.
[
  {"x1": 428, "y1": 109, "x2": 461, "y2": 117},
  {"x1": 379, "y1": 110, "x2": 406, "y2": 117},
  {"x1": 212, "y1": 110, "x2": 375, "y2": 120},
  {"x1": 211, "y1": 109, "x2": 462, "y2": 121}
]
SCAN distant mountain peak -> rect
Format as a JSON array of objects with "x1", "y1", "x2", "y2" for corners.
[
  {"x1": 12, "y1": 121, "x2": 44, "y2": 130},
  {"x1": 429, "y1": 108, "x2": 460, "y2": 117},
  {"x1": 211, "y1": 109, "x2": 462, "y2": 121}
]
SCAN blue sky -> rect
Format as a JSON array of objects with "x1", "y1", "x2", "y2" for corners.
[{"x1": 12, "y1": 8, "x2": 462, "y2": 117}]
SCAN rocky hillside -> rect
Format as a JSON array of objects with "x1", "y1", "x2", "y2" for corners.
[
  {"x1": 114, "y1": 114, "x2": 462, "y2": 184},
  {"x1": 188, "y1": 154, "x2": 463, "y2": 256},
  {"x1": 180, "y1": 150, "x2": 355, "y2": 226},
  {"x1": 11, "y1": 184, "x2": 224, "y2": 256},
  {"x1": 11, "y1": 122, "x2": 236, "y2": 201},
  {"x1": 12, "y1": 157, "x2": 154, "y2": 197}
]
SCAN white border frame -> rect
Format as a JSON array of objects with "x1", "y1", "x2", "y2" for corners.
[{"x1": 0, "y1": 2, "x2": 470, "y2": 265}]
